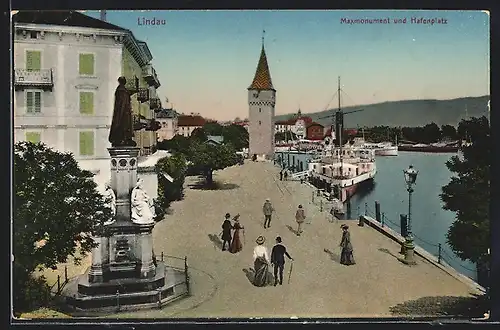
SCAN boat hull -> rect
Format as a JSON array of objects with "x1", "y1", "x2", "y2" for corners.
[{"x1": 375, "y1": 147, "x2": 398, "y2": 156}]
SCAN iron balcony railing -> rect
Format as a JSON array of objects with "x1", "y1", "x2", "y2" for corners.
[
  {"x1": 137, "y1": 88, "x2": 150, "y2": 103},
  {"x1": 14, "y1": 68, "x2": 54, "y2": 91},
  {"x1": 125, "y1": 76, "x2": 140, "y2": 95},
  {"x1": 149, "y1": 97, "x2": 161, "y2": 110},
  {"x1": 143, "y1": 64, "x2": 161, "y2": 88}
]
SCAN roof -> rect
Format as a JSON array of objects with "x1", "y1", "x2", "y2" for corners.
[
  {"x1": 307, "y1": 122, "x2": 324, "y2": 128},
  {"x1": 248, "y1": 45, "x2": 274, "y2": 90},
  {"x1": 13, "y1": 11, "x2": 127, "y2": 32},
  {"x1": 178, "y1": 115, "x2": 206, "y2": 127},
  {"x1": 156, "y1": 108, "x2": 178, "y2": 119},
  {"x1": 207, "y1": 135, "x2": 224, "y2": 144},
  {"x1": 276, "y1": 116, "x2": 313, "y2": 126}
]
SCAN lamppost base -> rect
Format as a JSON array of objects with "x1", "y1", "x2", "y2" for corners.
[{"x1": 402, "y1": 239, "x2": 417, "y2": 265}]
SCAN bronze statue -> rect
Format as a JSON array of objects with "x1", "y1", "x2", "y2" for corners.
[{"x1": 109, "y1": 77, "x2": 136, "y2": 147}]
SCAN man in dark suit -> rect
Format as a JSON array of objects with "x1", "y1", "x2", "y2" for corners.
[
  {"x1": 271, "y1": 236, "x2": 293, "y2": 286},
  {"x1": 221, "y1": 213, "x2": 233, "y2": 251}
]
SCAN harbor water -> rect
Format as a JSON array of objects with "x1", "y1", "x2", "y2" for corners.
[{"x1": 274, "y1": 151, "x2": 478, "y2": 281}]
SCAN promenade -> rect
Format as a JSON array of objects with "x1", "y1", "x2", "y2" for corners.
[{"x1": 105, "y1": 160, "x2": 481, "y2": 319}]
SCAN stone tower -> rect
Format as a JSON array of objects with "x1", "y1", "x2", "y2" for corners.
[{"x1": 248, "y1": 33, "x2": 276, "y2": 159}]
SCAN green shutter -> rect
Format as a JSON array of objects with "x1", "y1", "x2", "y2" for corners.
[
  {"x1": 79, "y1": 92, "x2": 94, "y2": 114},
  {"x1": 26, "y1": 132, "x2": 40, "y2": 143},
  {"x1": 26, "y1": 91, "x2": 33, "y2": 113},
  {"x1": 79, "y1": 131, "x2": 94, "y2": 156},
  {"x1": 34, "y1": 92, "x2": 41, "y2": 113},
  {"x1": 26, "y1": 51, "x2": 41, "y2": 71},
  {"x1": 79, "y1": 54, "x2": 95, "y2": 75}
]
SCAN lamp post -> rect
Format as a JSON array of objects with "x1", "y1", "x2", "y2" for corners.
[{"x1": 403, "y1": 165, "x2": 418, "y2": 265}]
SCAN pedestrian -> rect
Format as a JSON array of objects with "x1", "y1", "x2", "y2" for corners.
[
  {"x1": 284, "y1": 170, "x2": 289, "y2": 181},
  {"x1": 262, "y1": 198, "x2": 274, "y2": 229},
  {"x1": 221, "y1": 213, "x2": 233, "y2": 251},
  {"x1": 271, "y1": 236, "x2": 293, "y2": 286},
  {"x1": 279, "y1": 170, "x2": 283, "y2": 181},
  {"x1": 295, "y1": 204, "x2": 306, "y2": 236},
  {"x1": 300, "y1": 176, "x2": 304, "y2": 184},
  {"x1": 339, "y1": 224, "x2": 356, "y2": 265},
  {"x1": 229, "y1": 215, "x2": 244, "y2": 253},
  {"x1": 253, "y1": 236, "x2": 272, "y2": 287}
]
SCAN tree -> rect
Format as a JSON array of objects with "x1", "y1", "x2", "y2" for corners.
[
  {"x1": 222, "y1": 124, "x2": 249, "y2": 150},
  {"x1": 275, "y1": 131, "x2": 297, "y2": 142},
  {"x1": 441, "y1": 124, "x2": 458, "y2": 140},
  {"x1": 202, "y1": 122, "x2": 224, "y2": 136},
  {"x1": 190, "y1": 127, "x2": 208, "y2": 142},
  {"x1": 157, "y1": 134, "x2": 191, "y2": 154},
  {"x1": 187, "y1": 140, "x2": 240, "y2": 184},
  {"x1": 421, "y1": 122, "x2": 442, "y2": 143},
  {"x1": 156, "y1": 153, "x2": 188, "y2": 213},
  {"x1": 14, "y1": 142, "x2": 111, "y2": 311},
  {"x1": 440, "y1": 116, "x2": 490, "y2": 284}
]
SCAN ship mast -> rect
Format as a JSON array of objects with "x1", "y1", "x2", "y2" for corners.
[{"x1": 338, "y1": 76, "x2": 343, "y2": 177}]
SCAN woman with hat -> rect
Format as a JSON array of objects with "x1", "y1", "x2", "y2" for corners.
[
  {"x1": 229, "y1": 216, "x2": 244, "y2": 254},
  {"x1": 339, "y1": 224, "x2": 356, "y2": 265},
  {"x1": 253, "y1": 235, "x2": 271, "y2": 287}
]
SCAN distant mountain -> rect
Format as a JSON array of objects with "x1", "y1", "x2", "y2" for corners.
[{"x1": 274, "y1": 96, "x2": 490, "y2": 128}]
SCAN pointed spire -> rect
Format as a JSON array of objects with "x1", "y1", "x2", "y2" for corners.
[{"x1": 248, "y1": 31, "x2": 274, "y2": 91}]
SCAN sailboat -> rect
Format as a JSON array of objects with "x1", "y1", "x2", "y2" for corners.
[{"x1": 307, "y1": 77, "x2": 377, "y2": 203}]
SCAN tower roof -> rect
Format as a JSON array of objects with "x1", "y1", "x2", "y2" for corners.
[{"x1": 248, "y1": 45, "x2": 274, "y2": 91}]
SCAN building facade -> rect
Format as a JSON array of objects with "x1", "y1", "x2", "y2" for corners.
[
  {"x1": 177, "y1": 115, "x2": 206, "y2": 137},
  {"x1": 13, "y1": 11, "x2": 162, "y2": 172},
  {"x1": 156, "y1": 108, "x2": 179, "y2": 141},
  {"x1": 275, "y1": 110, "x2": 313, "y2": 138},
  {"x1": 305, "y1": 122, "x2": 325, "y2": 140},
  {"x1": 248, "y1": 42, "x2": 275, "y2": 158}
]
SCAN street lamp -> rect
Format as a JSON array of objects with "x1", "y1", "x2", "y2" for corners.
[{"x1": 403, "y1": 165, "x2": 418, "y2": 265}]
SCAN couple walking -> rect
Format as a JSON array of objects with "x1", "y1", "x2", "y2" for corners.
[
  {"x1": 221, "y1": 213, "x2": 245, "y2": 253},
  {"x1": 252, "y1": 236, "x2": 293, "y2": 287}
]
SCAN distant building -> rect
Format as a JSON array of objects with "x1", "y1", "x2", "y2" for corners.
[
  {"x1": 248, "y1": 39, "x2": 275, "y2": 158},
  {"x1": 275, "y1": 109, "x2": 313, "y2": 138},
  {"x1": 305, "y1": 122, "x2": 325, "y2": 140},
  {"x1": 156, "y1": 108, "x2": 178, "y2": 141},
  {"x1": 177, "y1": 114, "x2": 206, "y2": 137},
  {"x1": 13, "y1": 11, "x2": 162, "y2": 173},
  {"x1": 233, "y1": 119, "x2": 249, "y2": 131}
]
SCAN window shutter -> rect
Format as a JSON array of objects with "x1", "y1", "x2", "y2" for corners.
[
  {"x1": 34, "y1": 92, "x2": 41, "y2": 113},
  {"x1": 79, "y1": 131, "x2": 94, "y2": 156},
  {"x1": 79, "y1": 54, "x2": 94, "y2": 75},
  {"x1": 26, "y1": 132, "x2": 40, "y2": 143},
  {"x1": 26, "y1": 51, "x2": 41, "y2": 71},
  {"x1": 26, "y1": 92, "x2": 33, "y2": 113},
  {"x1": 80, "y1": 92, "x2": 94, "y2": 114}
]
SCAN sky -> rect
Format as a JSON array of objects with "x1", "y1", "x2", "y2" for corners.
[{"x1": 85, "y1": 10, "x2": 490, "y2": 121}]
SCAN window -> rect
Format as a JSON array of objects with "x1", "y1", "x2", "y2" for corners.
[
  {"x1": 26, "y1": 91, "x2": 41, "y2": 113},
  {"x1": 79, "y1": 131, "x2": 94, "y2": 156},
  {"x1": 79, "y1": 92, "x2": 94, "y2": 114},
  {"x1": 26, "y1": 50, "x2": 41, "y2": 71},
  {"x1": 25, "y1": 132, "x2": 40, "y2": 143},
  {"x1": 79, "y1": 53, "x2": 95, "y2": 75},
  {"x1": 29, "y1": 31, "x2": 37, "y2": 39},
  {"x1": 259, "y1": 108, "x2": 262, "y2": 113},
  {"x1": 259, "y1": 121, "x2": 262, "y2": 125}
]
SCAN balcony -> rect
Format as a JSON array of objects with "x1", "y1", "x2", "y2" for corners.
[
  {"x1": 149, "y1": 97, "x2": 161, "y2": 110},
  {"x1": 137, "y1": 88, "x2": 149, "y2": 103},
  {"x1": 133, "y1": 114, "x2": 149, "y2": 131},
  {"x1": 125, "y1": 76, "x2": 139, "y2": 95},
  {"x1": 14, "y1": 69, "x2": 54, "y2": 91},
  {"x1": 145, "y1": 119, "x2": 161, "y2": 132},
  {"x1": 142, "y1": 64, "x2": 161, "y2": 89}
]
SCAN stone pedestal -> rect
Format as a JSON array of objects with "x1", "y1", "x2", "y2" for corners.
[{"x1": 88, "y1": 236, "x2": 109, "y2": 283}]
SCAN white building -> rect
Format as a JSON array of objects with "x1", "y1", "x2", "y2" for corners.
[
  {"x1": 156, "y1": 108, "x2": 178, "y2": 141},
  {"x1": 177, "y1": 115, "x2": 206, "y2": 137},
  {"x1": 13, "y1": 11, "x2": 161, "y2": 179}
]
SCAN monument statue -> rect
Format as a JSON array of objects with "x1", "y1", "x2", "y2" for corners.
[
  {"x1": 103, "y1": 181, "x2": 116, "y2": 225},
  {"x1": 131, "y1": 178, "x2": 156, "y2": 224},
  {"x1": 109, "y1": 76, "x2": 136, "y2": 147}
]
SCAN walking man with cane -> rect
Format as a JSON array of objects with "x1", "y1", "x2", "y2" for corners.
[{"x1": 271, "y1": 236, "x2": 293, "y2": 286}]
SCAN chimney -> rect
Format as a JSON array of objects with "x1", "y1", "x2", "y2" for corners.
[{"x1": 100, "y1": 10, "x2": 107, "y2": 21}]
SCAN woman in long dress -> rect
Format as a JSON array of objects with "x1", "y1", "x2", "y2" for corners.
[
  {"x1": 253, "y1": 236, "x2": 271, "y2": 287},
  {"x1": 229, "y1": 218, "x2": 244, "y2": 253},
  {"x1": 339, "y1": 224, "x2": 356, "y2": 265}
]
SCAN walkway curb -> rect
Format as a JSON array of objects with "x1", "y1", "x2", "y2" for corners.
[{"x1": 360, "y1": 215, "x2": 486, "y2": 295}]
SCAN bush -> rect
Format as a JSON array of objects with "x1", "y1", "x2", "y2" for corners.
[{"x1": 156, "y1": 153, "x2": 188, "y2": 214}]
